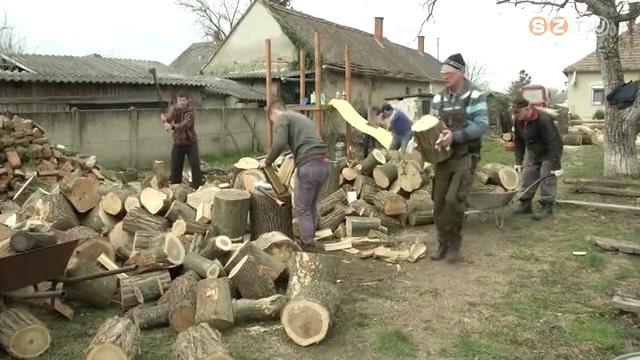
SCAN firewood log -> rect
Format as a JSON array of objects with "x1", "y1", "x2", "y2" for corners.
[
  {"x1": 85, "y1": 316, "x2": 141, "y2": 360},
  {"x1": 127, "y1": 303, "x2": 169, "y2": 330},
  {"x1": 224, "y1": 242, "x2": 286, "y2": 281},
  {"x1": 249, "y1": 189, "x2": 293, "y2": 239},
  {"x1": 0, "y1": 308, "x2": 51, "y2": 359},
  {"x1": 64, "y1": 262, "x2": 118, "y2": 308},
  {"x1": 140, "y1": 187, "x2": 171, "y2": 215},
  {"x1": 359, "y1": 149, "x2": 386, "y2": 176},
  {"x1": 373, "y1": 161, "x2": 398, "y2": 189},
  {"x1": 119, "y1": 270, "x2": 172, "y2": 311},
  {"x1": 317, "y1": 189, "x2": 348, "y2": 217},
  {"x1": 318, "y1": 204, "x2": 347, "y2": 231},
  {"x1": 194, "y1": 277, "x2": 234, "y2": 330},
  {"x1": 122, "y1": 207, "x2": 169, "y2": 234},
  {"x1": 211, "y1": 189, "x2": 250, "y2": 239},
  {"x1": 232, "y1": 294, "x2": 286, "y2": 323},
  {"x1": 83, "y1": 205, "x2": 117, "y2": 235},
  {"x1": 164, "y1": 201, "x2": 196, "y2": 222},
  {"x1": 165, "y1": 270, "x2": 200, "y2": 332},
  {"x1": 345, "y1": 217, "x2": 382, "y2": 237},
  {"x1": 373, "y1": 191, "x2": 407, "y2": 216},
  {"x1": 172, "y1": 219, "x2": 208, "y2": 237},
  {"x1": 101, "y1": 186, "x2": 135, "y2": 217},
  {"x1": 19, "y1": 188, "x2": 79, "y2": 230},
  {"x1": 199, "y1": 235, "x2": 233, "y2": 263},
  {"x1": 254, "y1": 231, "x2": 297, "y2": 264},
  {"x1": 60, "y1": 170, "x2": 101, "y2": 213},
  {"x1": 171, "y1": 323, "x2": 232, "y2": 360},
  {"x1": 228, "y1": 255, "x2": 276, "y2": 299},
  {"x1": 183, "y1": 252, "x2": 223, "y2": 279},
  {"x1": 397, "y1": 160, "x2": 428, "y2": 193}
]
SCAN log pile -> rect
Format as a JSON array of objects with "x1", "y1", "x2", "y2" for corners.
[{"x1": 563, "y1": 125, "x2": 600, "y2": 146}]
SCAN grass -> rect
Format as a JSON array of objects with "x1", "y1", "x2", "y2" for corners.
[
  {"x1": 449, "y1": 336, "x2": 506, "y2": 360},
  {"x1": 565, "y1": 317, "x2": 634, "y2": 352},
  {"x1": 372, "y1": 328, "x2": 419, "y2": 359},
  {"x1": 201, "y1": 150, "x2": 261, "y2": 169}
]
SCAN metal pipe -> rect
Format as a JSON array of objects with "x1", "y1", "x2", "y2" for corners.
[
  {"x1": 265, "y1": 39, "x2": 273, "y2": 146},
  {"x1": 2, "y1": 290, "x2": 65, "y2": 300},
  {"x1": 59, "y1": 265, "x2": 137, "y2": 284},
  {"x1": 313, "y1": 32, "x2": 322, "y2": 136},
  {"x1": 299, "y1": 48, "x2": 306, "y2": 105}
]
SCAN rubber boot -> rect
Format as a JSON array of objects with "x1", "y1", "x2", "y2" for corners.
[
  {"x1": 532, "y1": 201, "x2": 553, "y2": 221},
  {"x1": 446, "y1": 238, "x2": 461, "y2": 263},
  {"x1": 513, "y1": 199, "x2": 533, "y2": 215},
  {"x1": 430, "y1": 242, "x2": 448, "y2": 261}
]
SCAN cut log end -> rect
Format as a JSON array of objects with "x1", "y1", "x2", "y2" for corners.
[
  {"x1": 170, "y1": 308, "x2": 197, "y2": 333},
  {"x1": 86, "y1": 343, "x2": 128, "y2": 360},
  {"x1": 7, "y1": 324, "x2": 51, "y2": 358},
  {"x1": 281, "y1": 300, "x2": 330, "y2": 347}
]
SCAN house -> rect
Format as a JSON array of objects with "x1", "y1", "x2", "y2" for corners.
[
  {"x1": 0, "y1": 53, "x2": 265, "y2": 113},
  {"x1": 199, "y1": 0, "x2": 443, "y2": 111},
  {"x1": 563, "y1": 23, "x2": 640, "y2": 120},
  {"x1": 170, "y1": 41, "x2": 219, "y2": 75}
]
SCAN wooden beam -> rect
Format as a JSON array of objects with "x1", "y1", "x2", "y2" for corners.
[
  {"x1": 344, "y1": 45, "x2": 352, "y2": 160},
  {"x1": 556, "y1": 199, "x2": 640, "y2": 215},
  {"x1": 299, "y1": 48, "x2": 306, "y2": 105},
  {"x1": 313, "y1": 32, "x2": 322, "y2": 136},
  {"x1": 265, "y1": 39, "x2": 273, "y2": 146}
]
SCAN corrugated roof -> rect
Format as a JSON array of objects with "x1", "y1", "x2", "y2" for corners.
[
  {"x1": 264, "y1": 2, "x2": 442, "y2": 82},
  {"x1": 0, "y1": 53, "x2": 265, "y2": 101},
  {"x1": 564, "y1": 23, "x2": 640, "y2": 73},
  {"x1": 170, "y1": 41, "x2": 219, "y2": 75}
]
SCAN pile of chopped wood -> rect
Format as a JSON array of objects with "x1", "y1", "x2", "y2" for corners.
[
  {"x1": 563, "y1": 125, "x2": 600, "y2": 146},
  {"x1": 0, "y1": 115, "x2": 104, "y2": 203}
]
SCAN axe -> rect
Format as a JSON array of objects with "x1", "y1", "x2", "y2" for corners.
[{"x1": 149, "y1": 68, "x2": 170, "y2": 132}]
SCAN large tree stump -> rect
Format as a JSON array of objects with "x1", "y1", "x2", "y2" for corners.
[
  {"x1": 398, "y1": 160, "x2": 428, "y2": 192},
  {"x1": 282, "y1": 252, "x2": 340, "y2": 347},
  {"x1": 212, "y1": 189, "x2": 250, "y2": 239},
  {"x1": 0, "y1": 308, "x2": 51, "y2": 359},
  {"x1": 60, "y1": 170, "x2": 101, "y2": 213},
  {"x1": 345, "y1": 217, "x2": 382, "y2": 237},
  {"x1": 140, "y1": 187, "x2": 171, "y2": 215},
  {"x1": 128, "y1": 303, "x2": 169, "y2": 330},
  {"x1": 317, "y1": 189, "x2": 348, "y2": 217},
  {"x1": 194, "y1": 277, "x2": 234, "y2": 330},
  {"x1": 224, "y1": 242, "x2": 285, "y2": 280},
  {"x1": 372, "y1": 162, "x2": 398, "y2": 189},
  {"x1": 318, "y1": 204, "x2": 347, "y2": 231},
  {"x1": 101, "y1": 186, "x2": 135, "y2": 217},
  {"x1": 373, "y1": 190, "x2": 407, "y2": 216},
  {"x1": 122, "y1": 207, "x2": 169, "y2": 234},
  {"x1": 249, "y1": 188, "x2": 293, "y2": 239},
  {"x1": 360, "y1": 149, "x2": 386, "y2": 176},
  {"x1": 83, "y1": 205, "x2": 117, "y2": 235},
  {"x1": 164, "y1": 201, "x2": 196, "y2": 223},
  {"x1": 254, "y1": 231, "x2": 297, "y2": 264},
  {"x1": 233, "y1": 294, "x2": 286, "y2": 323},
  {"x1": 183, "y1": 252, "x2": 223, "y2": 279},
  {"x1": 85, "y1": 316, "x2": 141, "y2": 360},
  {"x1": 166, "y1": 270, "x2": 200, "y2": 332},
  {"x1": 482, "y1": 163, "x2": 519, "y2": 191},
  {"x1": 171, "y1": 323, "x2": 232, "y2": 360},
  {"x1": 64, "y1": 262, "x2": 118, "y2": 308},
  {"x1": 119, "y1": 270, "x2": 172, "y2": 311},
  {"x1": 19, "y1": 188, "x2": 79, "y2": 230},
  {"x1": 228, "y1": 255, "x2": 276, "y2": 299}
]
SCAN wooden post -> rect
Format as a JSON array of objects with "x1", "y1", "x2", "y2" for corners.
[
  {"x1": 299, "y1": 48, "x2": 306, "y2": 105},
  {"x1": 344, "y1": 46, "x2": 353, "y2": 160},
  {"x1": 265, "y1": 39, "x2": 273, "y2": 146},
  {"x1": 313, "y1": 32, "x2": 322, "y2": 136}
]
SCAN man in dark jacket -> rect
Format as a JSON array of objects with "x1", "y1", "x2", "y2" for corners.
[
  {"x1": 263, "y1": 100, "x2": 329, "y2": 249},
  {"x1": 161, "y1": 92, "x2": 203, "y2": 188},
  {"x1": 511, "y1": 97, "x2": 563, "y2": 220}
]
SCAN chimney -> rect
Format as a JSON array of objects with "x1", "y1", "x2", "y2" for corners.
[
  {"x1": 417, "y1": 35, "x2": 425, "y2": 55},
  {"x1": 374, "y1": 17, "x2": 384, "y2": 43}
]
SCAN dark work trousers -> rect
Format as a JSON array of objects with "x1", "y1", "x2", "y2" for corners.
[
  {"x1": 432, "y1": 154, "x2": 477, "y2": 249},
  {"x1": 519, "y1": 159, "x2": 558, "y2": 204},
  {"x1": 170, "y1": 143, "x2": 203, "y2": 188},
  {"x1": 390, "y1": 132, "x2": 412, "y2": 152},
  {"x1": 294, "y1": 158, "x2": 330, "y2": 244},
  {"x1": 363, "y1": 134, "x2": 375, "y2": 158}
]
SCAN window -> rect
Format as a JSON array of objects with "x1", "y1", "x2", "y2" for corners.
[
  {"x1": 405, "y1": 87, "x2": 410, "y2": 95},
  {"x1": 591, "y1": 87, "x2": 605, "y2": 105},
  {"x1": 418, "y1": 88, "x2": 423, "y2": 94}
]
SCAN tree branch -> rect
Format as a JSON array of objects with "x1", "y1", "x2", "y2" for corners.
[
  {"x1": 495, "y1": 0, "x2": 571, "y2": 8},
  {"x1": 417, "y1": 0, "x2": 438, "y2": 36},
  {"x1": 617, "y1": 1, "x2": 640, "y2": 22}
]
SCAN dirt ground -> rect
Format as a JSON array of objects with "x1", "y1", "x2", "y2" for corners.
[{"x1": 6, "y1": 140, "x2": 640, "y2": 360}]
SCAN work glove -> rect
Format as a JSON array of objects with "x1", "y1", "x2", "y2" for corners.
[{"x1": 513, "y1": 164, "x2": 523, "y2": 172}]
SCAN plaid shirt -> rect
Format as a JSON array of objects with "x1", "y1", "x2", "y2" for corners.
[{"x1": 167, "y1": 105, "x2": 197, "y2": 146}]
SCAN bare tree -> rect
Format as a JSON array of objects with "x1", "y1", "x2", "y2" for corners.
[
  {"x1": 420, "y1": 0, "x2": 640, "y2": 176},
  {"x1": 506, "y1": 69, "x2": 532, "y2": 97},
  {"x1": 177, "y1": 0, "x2": 292, "y2": 40},
  {"x1": 0, "y1": 11, "x2": 25, "y2": 54},
  {"x1": 466, "y1": 61, "x2": 491, "y2": 91}
]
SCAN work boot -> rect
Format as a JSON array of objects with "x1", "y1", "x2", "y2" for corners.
[
  {"x1": 513, "y1": 199, "x2": 533, "y2": 215},
  {"x1": 532, "y1": 201, "x2": 554, "y2": 221},
  {"x1": 446, "y1": 239, "x2": 461, "y2": 263},
  {"x1": 430, "y1": 242, "x2": 448, "y2": 261}
]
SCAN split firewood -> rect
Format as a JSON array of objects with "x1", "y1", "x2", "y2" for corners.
[
  {"x1": 277, "y1": 155, "x2": 295, "y2": 185},
  {"x1": 373, "y1": 191, "x2": 407, "y2": 216},
  {"x1": 282, "y1": 252, "x2": 339, "y2": 347},
  {"x1": 171, "y1": 323, "x2": 233, "y2": 360},
  {"x1": 140, "y1": 187, "x2": 171, "y2": 215},
  {"x1": 97, "y1": 254, "x2": 128, "y2": 281},
  {"x1": 19, "y1": 188, "x2": 79, "y2": 230},
  {"x1": 85, "y1": 316, "x2": 141, "y2": 360},
  {"x1": 122, "y1": 207, "x2": 169, "y2": 234},
  {"x1": 164, "y1": 200, "x2": 196, "y2": 222},
  {"x1": 211, "y1": 189, "x2": 250, "y2": 239},
  {"x1": 373, "y1": 161, "x2": 398, "y2": 189},
  {"x1": 64, "y1": 262, "x2": 118, "y2": 308},
  {"x1": 232, "y1": 294, "x2": 286, "y2": 323},
  {"x1": 360, "y1": 149, "x2": 386, "y2": 176},
  {"x1": 611, "y1": 295, "x2": 640, "y2": 314},
  {"x1": 183, "y1": 252, "x2": 224, "y2": 279},
  {"x1": 368, "y1": 229, "x2": 389, "y2": 241},
  {"x1": 194, "y1": 277, "x2": 234, "y2": 330},
  {"x1": 398, "y1": 160, "x2": 428, "y2": 193},
  {"x1": 0, "y1": 308, "x2": 51, "y2": 359},
  {"x1": 249, "y1": 188, "x2": 293, "y2": 239},
  {"x1": 317, "y1": 189, "x2": 348, "y2": 217},
  {"x1": 407, "y1": 240, "x2": 427, "y2": 262},
  {"x1": 228, "y1": 255, "x2": 276, "y2": 299},
  {"x1": 224, "y1": 242, "x2": 286, "y2": 281},
  {"x1": 334, "y1": 223, "x2": 347, "y2": 238},
  {"x1": 373, "y1": 246, "x2": 411, "y2": 263},
  {"x1": 120, "y1": 270, "x2": 172, "y2": 311},
  {"x1": 165, "y1": 270, "x2": 200, "y2": 332},
  {"x1": 323, "y1": 239, "x2": 353, "y2": 251},
  {"x1": 108, "y1": 221, "x2": 132, "y2": 257},
  {"x1": 186, "y1": 186, "x2": 219, "y2": 210},
  {"x1": 59, "y1": 170, "x2": 101, "y2": 213}
]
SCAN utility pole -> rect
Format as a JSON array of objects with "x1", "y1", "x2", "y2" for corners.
[{"x1": 436, "y1": 37, "x2": 440, "y2": 60}]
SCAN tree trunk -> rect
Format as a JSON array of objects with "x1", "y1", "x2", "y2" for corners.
[
  {"x1": 102, "y1": 187, "x2": 135, "y2": 217},
  {"x1": 228, "y1": 255, "x2": 276, "y2": 299},
  {"x1": 249, "y1": 188, "x2": 293, "y2": 239},
  {"x1": 0, "y1": 308, "x2": 51, "y2": 359},
  {"x1": 85, "y1": 316, "x2": 141, "y2": 360},
  {"x1": 373, "y1": 191, "x2": 407, "y2": 216},
  {"x1": 253, "y1": 231, "x2": 296, "y2": 264},
  {"x1": 183, "y1": 252, "x2": 223, "y2": 279},
  {"x1": 317, "y1": 189, "x2": 348, "y2": 216},
  {"x1": 345, "y1": 217, "x2": 382, "y2": 237},
  {"x1": 122, "y1": 207, "x2": 169, "y2": 234},
  {"x1": 171, "y1": 323, "x2": 232, "y2": 360},
  {"x1": 360, "y1": 149, "x2": 386, "y2": 176},
  {"x1": 224, "y1": 242, "x2": 285, "y2": 281},
  {"x1": 211, "y1": 189, "x2": 251, "y2": 239},
  {"x1": 282, "y1": 252, "x2": 340, "y2": 347},
  {"x1": 128, "y1": 303, "x2": 169, "y2": 330},
  {"x1": 398, "y1": 160, "x2": 428, "y2": 193},
  {"x1": 59, "y1": 170, "x2": 101, "y2": 213},
  {"x1": 119, "y1": 270, "x2": 172, "y2": 311},
  {"x1": 164, "y1": 201, "x2": 196, "y2": 223},
  {"x1": 64, "y1": 262, "x2": 118, "y2": 308},
  {"x1": 194, "y1": 277, "x2": 234, "y2": 330},
  {"x1": 372, "y1": 162, "x2": 398, "y2": 189},
  {"x1": 83, "y1": 205, "x2": 117, "y2": 235},
  {"x1": 318, "y1": 204, "x2": 347, "y2": 231},
  {"x1": 140, "y1": 187, "x2": 171, "y2": 215},
  {"x1": 166, "y1": 270, "x2": 200, "y2": 332},
  {"x1": 233, "y1": 294, "x2": 286, "y2": 323}
]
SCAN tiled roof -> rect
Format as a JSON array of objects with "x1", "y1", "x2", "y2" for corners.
[{"x1": 170, "y1": 41, "x2": 219, "y2": 75}]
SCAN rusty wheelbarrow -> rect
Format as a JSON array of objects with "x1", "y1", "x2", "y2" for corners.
[{"x1": 465, "y1": 170, "x2": 563, "y2": 229}]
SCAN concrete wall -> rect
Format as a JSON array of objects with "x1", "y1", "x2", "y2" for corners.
[
  {"x1": 567, "y1": 70, "x2": 640, "y2": 119},
  {"x1": 21, "y1": 107, "x2": 267, "y2": 169},
  {"x1": 203, "y1": 2, "x2": 295, "y2": 75}
]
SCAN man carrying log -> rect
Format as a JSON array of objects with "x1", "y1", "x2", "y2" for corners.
[
  {"x1": 429, "y1": 53, "x2": 489, "y2": 263},
  {"x1": 261, "y1": 100, "x2": 329, "y2": 249},
  {"x1": 511, "y1": 97, "x2": 563, "y2": 220},
  {"x1": 160, "y1": 92, "x2": 203, "y2": 188}
]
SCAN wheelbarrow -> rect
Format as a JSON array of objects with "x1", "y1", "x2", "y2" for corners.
[
  {"x1": 0, "y1": 236, "x2": 135, "y2": 318},
  {"x1": 465, "y1": 169, "x2": 564, "y2": 229}
]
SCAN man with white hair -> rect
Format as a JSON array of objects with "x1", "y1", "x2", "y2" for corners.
[{"x1": 428, "y1": 53, "x2": 489, "y2": 263}]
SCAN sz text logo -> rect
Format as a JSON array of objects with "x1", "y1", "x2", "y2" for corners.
[{"x1": 529, "y1": 16, "x2": 568, "y2": 36}]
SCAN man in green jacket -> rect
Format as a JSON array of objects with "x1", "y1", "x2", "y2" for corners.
[{"x1": 262, "y1": 100, "x2": 329, "y2": 249}]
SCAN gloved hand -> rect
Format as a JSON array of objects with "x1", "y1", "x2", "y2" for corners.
[{"x1": 513, "y1": 164, "x2": 523, "y2": 172}]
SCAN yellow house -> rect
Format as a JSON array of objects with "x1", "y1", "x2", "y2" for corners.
[{"x1": 564, "y1": 23, "x2": 640, "y2": 120}]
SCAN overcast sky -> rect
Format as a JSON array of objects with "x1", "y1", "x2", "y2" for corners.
[{"x1": 0, "y1": 0, "x2": 624, "y2": 91}]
